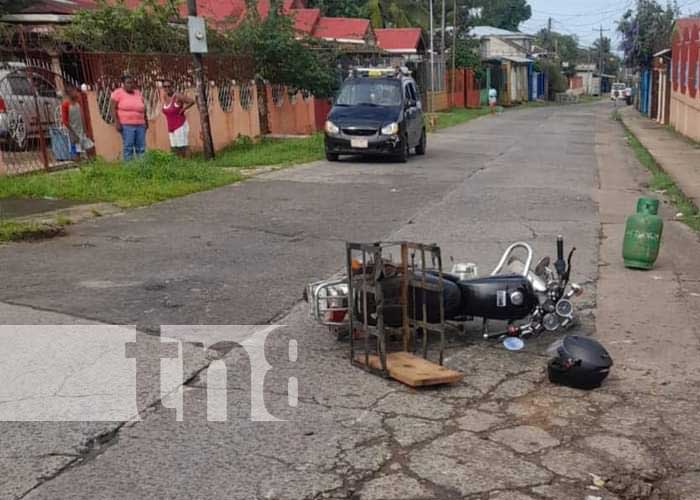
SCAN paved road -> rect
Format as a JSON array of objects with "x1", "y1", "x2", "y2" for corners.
[{"x1": 3, "y1": 102, "x2": 697, "y2": 499}]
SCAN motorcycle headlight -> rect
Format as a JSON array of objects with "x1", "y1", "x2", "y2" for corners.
[
  {"x1": 381, "y1": 122, "x2": 399, "y2": 135},
  {"x1": 325, "y1": 121, "x2": 339, "y2": 135}
]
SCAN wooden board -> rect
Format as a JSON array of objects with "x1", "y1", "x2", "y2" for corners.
[{"x1": 354, "y1": 352, "x2": 463, "y2": 387}]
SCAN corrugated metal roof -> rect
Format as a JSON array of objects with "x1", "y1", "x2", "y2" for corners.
[
  {"x1": 290, "y1": 8, "x2": 320, "y2": 34},
  {"x1": 313, "y1": 17, "x2": 370, "y2": 41},
  {"x1": 500, "y1": 55, "x2": 532, "y2": 64},
  {"x1": 17, "y1": 0, "x2": 95, "y2": 15},
  {"x1": 469, "y1": 26, "x2": 533, "y2": 38}
]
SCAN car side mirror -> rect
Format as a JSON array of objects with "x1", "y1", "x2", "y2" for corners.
[{"x1": 406, "y1": 99, "x2": 417, "y2": 109}]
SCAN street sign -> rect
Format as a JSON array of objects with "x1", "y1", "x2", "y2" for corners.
[{"x1": 187, "y1": 16, "x2": 208, "y2": 54}]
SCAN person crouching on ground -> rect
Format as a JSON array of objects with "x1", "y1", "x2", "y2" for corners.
[
  {"x1": 488, "y1": 87, "x2": 498, "y2": 114},
  {"x1": 161, "y1": 79, "x2": 194, "y2": 157},
  {"x1": 110, "y1": 74, "x2": 148, "y2": 161},
  {"x1": 61, "y1": 84, "x2": 94, "y2": 160}
]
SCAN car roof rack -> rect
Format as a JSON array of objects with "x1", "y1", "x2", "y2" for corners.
[{"x1": 350, "y1": 66, "x2": 412, "y2": 79}]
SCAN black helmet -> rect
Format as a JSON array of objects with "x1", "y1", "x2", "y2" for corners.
[{"x1": 547, "y1": 335, "x2": 613, "y2": 390}]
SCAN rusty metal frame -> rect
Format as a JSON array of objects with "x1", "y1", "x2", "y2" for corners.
[{"x1": 346, "y1": 241, "x2": 446, "y2": 378}]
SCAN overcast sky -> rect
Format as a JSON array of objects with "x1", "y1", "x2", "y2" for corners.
[{"x1": 520, "y1": 0, "x2": 700, "y2": 49}]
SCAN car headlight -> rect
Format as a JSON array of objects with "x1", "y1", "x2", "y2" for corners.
[
  {"x1": 325, "y1": 121, "x2": 339, "y2": 135},
  {"x1": 381, "y1": 122, "x2": 399, "y2": 135}
]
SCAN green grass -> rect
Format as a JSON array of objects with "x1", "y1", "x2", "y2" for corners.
[
  {"x1": 0, "y1": 220, "x2": 65, "y2": 241},
  {"x1": 0, "y1": 135, "x2": 324, "y2": 209},
  {"x1": 0, "y1": 151, "x2": 241, "y2": 208},
  {"x1": 623, "y1": 127, "x2": 700, "y2": 232},
  {"x1": 209, "y1": 134, "x2": 324, "y2": 168},
  {"x1": 430, "y1": 107, "x2": 491, "y2": 130}
]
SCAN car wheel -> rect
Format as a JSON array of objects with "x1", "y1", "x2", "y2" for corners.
[
  {"x1": 415, "y1": 129, "x2": 427, "y2": 156},
  {"x1": 396, "y1": 137, "x2": 409, "y2": 163},
  {"x1": 326, "y1": 151, "x2": 339, "y2": 162}
]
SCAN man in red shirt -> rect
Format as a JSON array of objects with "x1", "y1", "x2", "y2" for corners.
[
  {"x1": 61, "y1": 85, "x2": 94, "y2": 160},
  {"x1": 109, "y1": 74, "x2": 148, "y2": 161}
]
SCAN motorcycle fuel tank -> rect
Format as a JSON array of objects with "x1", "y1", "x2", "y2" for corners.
[{"x1": 459, "y1": 274, "x2": 537, "y2": 321}]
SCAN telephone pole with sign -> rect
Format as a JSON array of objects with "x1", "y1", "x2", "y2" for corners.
[{"x1": 187, "y1": 0, "x2": 215, "y2": 160}]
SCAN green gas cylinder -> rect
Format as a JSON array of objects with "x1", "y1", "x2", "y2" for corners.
[{"x1": 623, "y1": 197, "x2": 663, "y2": 269}]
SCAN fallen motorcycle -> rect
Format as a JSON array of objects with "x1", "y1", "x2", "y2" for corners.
[{"x1": 306, "y1": 236, "x2": 582, "y2": 341}]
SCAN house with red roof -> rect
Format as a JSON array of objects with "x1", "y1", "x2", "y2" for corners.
[
  {"x1": 313, "y1": 17, "x2": 373, "y2": 45},
  {"x1": 375, "y1": 28, "x2": 425, "y2": 63},
  {"x1": 375, "y1": 28, "x2": 424, "y2": 55},
  {"x1": 669, "y1": 17, "x2": 700, "y2": 142},
  {"x1": 3, "y1": 0, "x2": 372, "y2": 41}
]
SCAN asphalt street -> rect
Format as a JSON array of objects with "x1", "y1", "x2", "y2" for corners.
[{"x1": 2, "y1": 101, "x2": 699, "y2": 499}]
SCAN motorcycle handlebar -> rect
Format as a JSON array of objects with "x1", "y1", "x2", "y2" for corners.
[{"x1": 557, "y1": 236, "x2": 564, "y2": 262}]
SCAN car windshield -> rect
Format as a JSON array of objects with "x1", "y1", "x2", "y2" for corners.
[
  {"x1": 336, "y1": 80, "x2": 402, "y2": 107},
  {"x1": 6, "y1": 73, "x2": 57, "y2": 98}
]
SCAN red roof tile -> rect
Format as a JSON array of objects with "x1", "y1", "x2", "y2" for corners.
[
  {"x1": 18, "y1": 0, "x2": 96, "y2": 15},
  {"x1": 117, "y1": 0, "x2": 300, "y2": 22},
  {"x1": 675, "y1": 17, "x2": 700, "y2": 31},
  {"x1": 313, "y1": 17, "x2": 370, "y2": 41},
  {"x1": 375, "y1": 28, "x2": 422, "y2": 51},
  {"x1": 290, "y1": 8, "x2": 320, "y2": 34}
]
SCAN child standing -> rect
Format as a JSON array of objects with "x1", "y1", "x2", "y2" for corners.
[{"x1": 61, "y1": 85, "x2": 94, "y2": 160}]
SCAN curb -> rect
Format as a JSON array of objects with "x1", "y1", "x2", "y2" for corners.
[{"x1": 617, "y1": 110, "x2": 700, "y2": 210}]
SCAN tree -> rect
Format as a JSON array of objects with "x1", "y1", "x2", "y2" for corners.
[
  {"x1": 538, "y1": 60, "x2": 566, "y2": 99},
  {"x1": 617, "y1": 0, "x2": 678, "y2": 67},
  {"x1": 226, "y1": 7, "x2": 338, "y2": 97},
  {"x1": 592, "y1": 36, "x2": 621, "y2": 75},
  {"x1": 0, "y1": 0, "x2": 31, "y2": 15},
  {"x1": 305, "y1": 0, "x2": 367, "y2": 18},
  {"x1": 367, "y1": 0, "x2": 383, "y2": 28},
  {"x1": 58, "y1": 0, "x2": 232, "y2": 53},
  {"x1": 535, "y1": 29, "x2": 579, "y2": 66},
  {"x1": 477, "y1": 0, "x2": 532, "y2": 32}
]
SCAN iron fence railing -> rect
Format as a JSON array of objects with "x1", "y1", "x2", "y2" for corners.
[{"x1": 0, "y1": 27, "x2": 255, "y2": 175}]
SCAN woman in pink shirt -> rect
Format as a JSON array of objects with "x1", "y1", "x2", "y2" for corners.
[{"x1": 110, "y1": 74, "x2": 148, "y2": 161}]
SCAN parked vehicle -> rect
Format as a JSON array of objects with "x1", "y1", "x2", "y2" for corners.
[
  {"x1": 624, "y1": 86, "x2": 633, "y2": 105},
  {"x1": 306, "y1": 236, "x2": 583, "y2": 341},
  {"x1": 611, "y1": 82, "x2": 626, "y2": 101},
  {"x1": 0, "y1": 62, "x2": 61, "y2": 150},
  {"x1": 324, "y1": 67, "x2": 426, "y2": 163}
]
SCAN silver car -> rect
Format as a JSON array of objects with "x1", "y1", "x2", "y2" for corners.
[{"x1": 0, "y1": 62, "x2": 61, "y2": 150}]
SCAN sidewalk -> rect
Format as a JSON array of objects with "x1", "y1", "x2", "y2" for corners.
[{"x1": 618, "y1": 106, "x2": 700, "y2": 207}]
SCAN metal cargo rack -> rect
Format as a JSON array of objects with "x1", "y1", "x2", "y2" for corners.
[{"x1": 346, "y1": 241, "x2": 449, "y2": 380}]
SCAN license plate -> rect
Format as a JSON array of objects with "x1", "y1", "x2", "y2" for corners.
[{"x1": 351, "y1": 139, "x2": 368, "y2": 149}]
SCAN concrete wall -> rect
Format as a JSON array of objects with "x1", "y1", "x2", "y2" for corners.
[
  {"x1": 427, "y1": 91, "x2": 449, "y2": 112},
  {"x1": 265, "y1": 86, "x2": 317, "y2": 136},
  {"x1": 481, "y1": 37, "x2": 530, "y2": 60},
  {"x1": 670, "y1": 91, "x2": 700, "y2": 142},
  {"x1": 507, "y1": 63, "x2": 529, "y2": 104},
  {"x1": 86, "y1": 85, "x2": 262, "y2": 161}
]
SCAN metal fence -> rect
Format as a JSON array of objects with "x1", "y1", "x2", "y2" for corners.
[
  {"x1": 0, "y1": 28, "x2": 254, "y2": 176},
  {"x1": 414, "y1": 54, "x2": 447, "y2": 111}
]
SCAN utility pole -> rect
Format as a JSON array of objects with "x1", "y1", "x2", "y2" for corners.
[
  {"x1": 187, "y1": 0, "x2": 215, "y2": 160},
  {"x1": 429, "y1": 0, "x2": 435, "y2": 112},
  {"x1": 441, "y1": 0, "x2": 446, "y2": 55},
  {"x1": 451, "y1": 0, "x2": 457, "y2": 102},
  {"x1": 593, "y1": 25, "x2": 611, "y2": 76}
]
